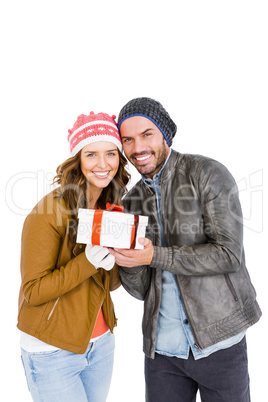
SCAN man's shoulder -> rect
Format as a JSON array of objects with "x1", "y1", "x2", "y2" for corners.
[
  {"x1": 171, "y1": 150, "x2": 235, "y2": 193},
  {"x1": 171, "y1": 150, "x2": 228, "y2": 175},
  {"x1": 173, "y1": 149, "x2": 212, "y2": 165},
  {"x1": 166, "y1": 150, "x2": 213, "y2": 176}
]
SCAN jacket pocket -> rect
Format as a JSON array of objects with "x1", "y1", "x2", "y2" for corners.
[
  {"x1": 224, "y1": 274, "x2": 239, "y2": 302},
  {"x1": 47, "y1": 297, "x2": 60, "y2": 320}
]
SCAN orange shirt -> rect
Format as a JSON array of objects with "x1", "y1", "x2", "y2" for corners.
[{"x1": 91, "y1": 308, "x2": 109, "y2": 339}]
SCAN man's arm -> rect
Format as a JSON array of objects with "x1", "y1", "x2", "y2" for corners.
[
  {"x1": 150, "y1": 159, "x2": 244, "y2": 277},
  {"x1": 109, "y1": 238, "x2": 153, "y2": 300},
  {"x1": 111, "y1": 159, "x2": 244, "y2": 278}
]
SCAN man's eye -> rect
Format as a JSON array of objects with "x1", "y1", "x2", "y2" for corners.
[{"x1": 123, "y1": 138, "x2": 131, "y2": 143}]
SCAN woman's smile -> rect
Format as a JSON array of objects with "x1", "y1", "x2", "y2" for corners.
[{"x1": 92, "y1": 170, "x2": 110, "y2": 178}]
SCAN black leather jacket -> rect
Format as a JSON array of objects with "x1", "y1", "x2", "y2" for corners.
[{"x1": 119, "y1": 149, "x2": 262, "y2": 359}]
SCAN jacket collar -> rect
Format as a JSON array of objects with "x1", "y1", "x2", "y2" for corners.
[{"x1": 160, "y1": 149, "x2": 180, "y2": 182}]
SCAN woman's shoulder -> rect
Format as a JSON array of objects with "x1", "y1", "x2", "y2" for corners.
[
  {"x1": 24, "y1": 188, "x2": 70, "y2": 229},
  {"x1": 29, "y1": 188, "x2": 65, "y2": 212}
]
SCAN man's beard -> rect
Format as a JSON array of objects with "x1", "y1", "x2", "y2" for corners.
[{"x1": 129, "y1": 138, "x2": 168, "y2": 178}]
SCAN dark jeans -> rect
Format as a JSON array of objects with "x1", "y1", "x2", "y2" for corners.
[{"x1": 145, "y1": 337, "x2": 250, "y2": 402}]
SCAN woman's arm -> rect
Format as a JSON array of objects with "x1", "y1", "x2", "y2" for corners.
[{"x1": 20, "y1": 196, "x2": 97, "y2": 306}]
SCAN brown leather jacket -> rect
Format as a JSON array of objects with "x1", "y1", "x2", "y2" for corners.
[{"x1": 17, "y1": 190, "x2": 120, "y2": 354}]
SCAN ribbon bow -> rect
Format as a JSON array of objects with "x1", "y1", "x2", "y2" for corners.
[{"x1": 106, "y1": 203, "x2": 124, "y2": 212}]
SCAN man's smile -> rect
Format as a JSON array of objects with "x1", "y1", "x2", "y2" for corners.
[
  {"x1": 135, "y1": 155, "x2": 152, "y2": 161},
  {"x1": 132, "y1": 152, "x2": 154, "y2": 165}
]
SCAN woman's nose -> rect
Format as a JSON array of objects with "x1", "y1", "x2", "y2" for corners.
[{"x1": 97, "y1": 155, "x2": 107, "y2": 168}]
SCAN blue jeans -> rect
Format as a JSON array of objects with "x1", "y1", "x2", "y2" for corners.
[
  {"x1": 21, "y1": 331, "x2": 115, "y2": 402},
  {"x1": 145, "y1": 336, "x2": 250, "y2": 402}
]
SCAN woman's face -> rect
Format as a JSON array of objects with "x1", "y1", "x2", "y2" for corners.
[{"x1": 80, "y1": 141, "x2": 120, "y2": 192}]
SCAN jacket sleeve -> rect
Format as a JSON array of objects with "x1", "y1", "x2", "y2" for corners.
[
  {"x1": 118, "y1": 190, "x2": 151, "y2": 300},
  {"x1": 119, "y1": 265, "x2": 151, "y2": 301},
  {"x1": 20, "y1": 197, "x2": 98, "y2": 306},
  {"x1": 151, "y1": 159, "x2": 244, "y2": 276},
  {"x1": 107, "y1": 264, "x2": 121, "y2": 292}
]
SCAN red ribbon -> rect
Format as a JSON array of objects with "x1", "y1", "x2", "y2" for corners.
[
  {"x1": 91, "y1": 203, "x2": 138, "y2": 248},
  {"x1": 130, "y1": 215, "x2": 139, "y2": 249},
  {"x1": 106, "y1": 203, "x2": 124, "y2": 212},
  {"x1": 91, "y1": 210, "x2": 103, "y2": 245}
]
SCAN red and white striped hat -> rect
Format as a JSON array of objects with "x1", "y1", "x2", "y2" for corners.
[{"x1": 68, "y1": 111, "x2": 122, "y2": 156}]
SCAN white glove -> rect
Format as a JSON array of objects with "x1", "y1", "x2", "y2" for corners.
[{"x1": 85, "y1": 245, "x2": 115, "y2": 271}]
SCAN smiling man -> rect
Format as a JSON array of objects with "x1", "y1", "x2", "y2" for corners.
[
  {"x1": 109, "y1": 97, "x2": 262, "y2": 402},
  {"x1": 120, "y1": 114, "x2": 170, "y2": 178}
]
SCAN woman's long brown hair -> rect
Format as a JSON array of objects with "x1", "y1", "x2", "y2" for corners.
[{"x1": 53, "y1": 150, "x2": 130, "y2": 245}]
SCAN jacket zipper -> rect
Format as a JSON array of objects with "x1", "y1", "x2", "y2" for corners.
[
  {"x1": 194, "y1": 343, "x2": 202, "y2": 352},
  {"x1": 174, "y1": 276, "x2": 202, "y2": 351},
  {"x1": 224, "y1": 274, "x2": 239, "y2": 302},
  {"x1": 47, "y1": 297, "x2": 60, "y2": 320}
]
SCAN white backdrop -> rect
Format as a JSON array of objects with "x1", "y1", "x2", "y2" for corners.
[{"x1": 1, "y1": 1, "x2": 267, "y2": 401}]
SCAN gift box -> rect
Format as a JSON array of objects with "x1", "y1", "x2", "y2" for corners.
[{"x1": 76, "y1": 204, "x2": 149, "y2": 249}]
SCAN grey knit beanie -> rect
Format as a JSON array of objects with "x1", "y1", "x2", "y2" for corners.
[{"x1": 117, "y1": 97, "x2": 177, "y2": 146}]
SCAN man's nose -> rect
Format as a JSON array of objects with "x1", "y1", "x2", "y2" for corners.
[{"x1": 132, "y1": 139, "x2": 144, "y2": 155}]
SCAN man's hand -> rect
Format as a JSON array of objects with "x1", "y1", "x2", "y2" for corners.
[{"x1": 108, "y1": 238, "x2": 154, "y2": 268}]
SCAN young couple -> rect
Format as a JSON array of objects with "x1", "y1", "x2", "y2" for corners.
[{"x1": 18, "y1": 98, "x2": 261, "y2": 402}]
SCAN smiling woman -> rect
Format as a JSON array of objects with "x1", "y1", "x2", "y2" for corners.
[
  {"x1": 80, "y1": 142, "x2": 120, "y2": 207},
  {"x1": 17, "y1": 111, "x2": 130, "y2": 402}
]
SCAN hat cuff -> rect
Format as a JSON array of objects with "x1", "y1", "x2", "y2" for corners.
[{"x1": 71, "y1": 135, "x2": 123, "y2": 156}]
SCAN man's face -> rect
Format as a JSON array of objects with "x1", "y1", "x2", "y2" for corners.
[{"x1": 120, "y1": 116, "x2": 170, "y2": 178}]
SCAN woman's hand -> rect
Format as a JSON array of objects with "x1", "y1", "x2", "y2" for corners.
[{"x1": 85, "y1": 245, "x2": 115, "y2": 271}]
